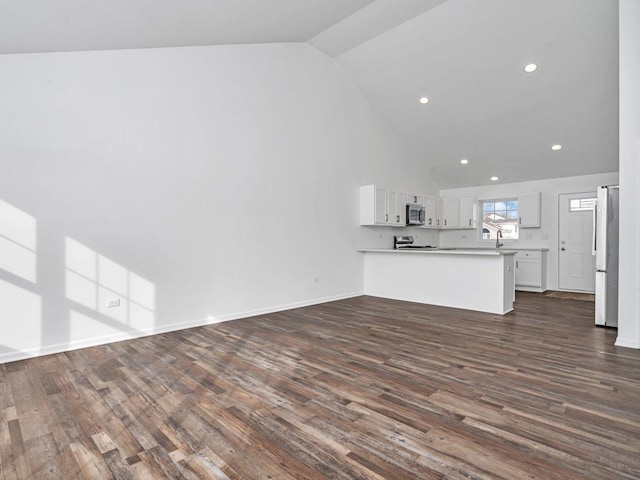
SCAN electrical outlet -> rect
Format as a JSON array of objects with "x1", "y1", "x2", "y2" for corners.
[
  {"x1": 313, "y1": 277, "x2": 320, "y2": 283},
  {"x1": 106, "y1": 298, "x2": 120, "y2": 308}
]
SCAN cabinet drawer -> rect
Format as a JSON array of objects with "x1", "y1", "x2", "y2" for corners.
[{"x1": 515, "y1": 250, "x2": 541, "y2": 260}]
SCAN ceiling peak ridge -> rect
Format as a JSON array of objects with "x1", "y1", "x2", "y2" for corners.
[{"x1": 308, "y1": 0, "x2": 448, "y2": 58}]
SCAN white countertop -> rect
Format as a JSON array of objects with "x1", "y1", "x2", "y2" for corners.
[
  {"x1": 439, "y1": 246, "x2": 549, "y2": 251},
  {"x1": 358, "y1": 248, "x2": 516, "y2": 256}
]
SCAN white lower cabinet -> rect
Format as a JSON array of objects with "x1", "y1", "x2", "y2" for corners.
[{"x1": 515, "y1": 250, "x2": 547, "y2": 292}]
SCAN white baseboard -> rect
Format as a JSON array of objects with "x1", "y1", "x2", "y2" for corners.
[
  {"x1": 614, "y1": 336, "x2": 640, "y2": 349},
  {"x1": 0, "y1": 291, "x2": 364, "y2": 365},
  {"x1": 210, "y1": 291, "x2": 363, "y2": 323},
  {"x1": 515, "y1": 286, "x2": 546, "y2": 293}
]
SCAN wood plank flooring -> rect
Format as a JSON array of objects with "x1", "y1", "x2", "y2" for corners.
[{"x1": 1, "y1": 292, "x2": 639, "y2": 479}]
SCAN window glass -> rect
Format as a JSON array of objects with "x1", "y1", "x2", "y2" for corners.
[
  {"x1": 570, "y1": 198, "x2": 596, "y2": 211},
  {"x1": 481, "y1": 198, "x2": 519, "y2": 240}
]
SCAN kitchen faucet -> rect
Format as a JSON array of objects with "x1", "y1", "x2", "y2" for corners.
[{"x1": 496, "y1": 229, "x2": 503, "y2": 248}]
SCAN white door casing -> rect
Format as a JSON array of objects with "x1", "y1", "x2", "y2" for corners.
[{"x1": 558, "y1": 192, "x2": 597, "y2": 292}]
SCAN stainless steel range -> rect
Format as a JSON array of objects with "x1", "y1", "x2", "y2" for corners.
[{"x1": 393, "y1": 236, "x2": 438, "y2": 250}]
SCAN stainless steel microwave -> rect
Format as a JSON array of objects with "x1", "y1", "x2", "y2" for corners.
[{"x1": 406, "y1": 203, "x2": 426, "y2": 225}]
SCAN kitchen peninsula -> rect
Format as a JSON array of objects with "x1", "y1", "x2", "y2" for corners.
[{"x1": 359, "y1": 249, "x2": 516, "y2": 315}]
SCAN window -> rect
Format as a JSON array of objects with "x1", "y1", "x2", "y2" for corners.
[
  {"x1": 569, "y1": 198, "x2": 596, "y2": 212},
  {"x1": 481, "y1": 199, "x2": 519, "y2": 240}
]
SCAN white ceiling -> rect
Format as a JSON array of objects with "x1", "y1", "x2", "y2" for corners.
[
  {"x1": 0, "y1": 0, "x2": 619, "y2": 189},
  {"x1": 334, "y1": 0, "x2": 620, "y2": 189},
  {"x1": 0, "y1": 0, "x2": 374, "y2": 54}
]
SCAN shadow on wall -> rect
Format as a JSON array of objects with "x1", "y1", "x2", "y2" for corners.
[
  {"x1": 65, "y1": 237, "x2": 156, "y2": 340},
  {"x1": 0, "y1": 198, "x2": 157, "y2": 362}
]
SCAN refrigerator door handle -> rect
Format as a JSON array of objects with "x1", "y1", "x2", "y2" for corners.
[
  {"x1": 595, "y1": 187, "x2": 608, "y2": 271},
  {"x1": 592, "y1": 205, "x2": 597, "y2": 256},
  {"x1": 595, "y1": 271, "x2": 607, "y2": 326}
]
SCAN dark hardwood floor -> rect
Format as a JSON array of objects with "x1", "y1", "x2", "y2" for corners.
[{"x1": 1, "y1": 292, "x2": 639, "y2": 479}]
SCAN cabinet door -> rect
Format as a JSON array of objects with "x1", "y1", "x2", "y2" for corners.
[
  {"x1": 423, "y1": 196, "x2": 438, "y2": 228},
  {"x1": 515, "y1": 257, "x2": 541, "y2": 287},
  {"x1": 441, "y1": 198, "x2": 460, "y2": 228},
  {"x1": 374, "y1": 186, "x2": 389, "y2": 224},
  {"x1": 519, "y1": 192, "x2": 540, "y2": 227},
  {"x1": 406, "y1": 193, "x2": 423, "y2": 205},
  {"x1": 459, "y1": 197, "x2": 477, "y2": 229},
  {"x1": 388, "y1": 190, "x2": 406, "y2": 226}
]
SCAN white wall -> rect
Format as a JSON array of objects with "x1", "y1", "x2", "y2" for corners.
[
  {"x1": 438, "y1": 172, "x2": 619, "y2": 291},
  {"x1": 0, "y1": 43, "x2": 432, "y2": 362},
  {"x1": 617, "y1": 0, "x2": 640, "y2": 349}
]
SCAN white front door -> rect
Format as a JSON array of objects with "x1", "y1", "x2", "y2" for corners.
[{"x1": 558, "y1": 192, "x2": 597, "y2": 292}]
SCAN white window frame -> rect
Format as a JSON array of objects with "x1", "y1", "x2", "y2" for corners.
[{"x1": 479, "y1": 197, "x2": 520, "y2": 242}]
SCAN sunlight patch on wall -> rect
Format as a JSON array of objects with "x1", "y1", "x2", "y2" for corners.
[
  {"x1": 0, "y1": 199, "x2": 37, "y2": 282},
  {"x1": 0, "y1": 278, "x2": 41, "y2": 353},
  {"x1": 65, "y1": 237, "x2": 156, "y2": 331}
]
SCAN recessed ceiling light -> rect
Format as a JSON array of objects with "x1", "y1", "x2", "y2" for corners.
[
  {"x1": 419, "y1": 97, "x2": 429, "y2": 104},
  {"x1": 490, "y1": 176, "x2": 500, "y2": 181},
  {"x1": 551, "y1": 144, "x2": 562, "y2": 151},
  {"x1": 524, "y1": 63, "x2": 538, "y2": 73},
  {"x1": 460, "y1": 159, "x2": 469, "y2": 165}
]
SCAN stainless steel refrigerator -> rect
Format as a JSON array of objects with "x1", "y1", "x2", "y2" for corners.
[{"x1": 594, "y1": 185, "x2": 619, "y2": 327}]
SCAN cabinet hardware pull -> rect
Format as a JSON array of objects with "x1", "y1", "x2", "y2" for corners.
[
  {"x1": 445, "y1": 219, "x2": 447, "y2": 226},
  {"x1": 469, "y1": 219, "x2": 471, "y2": 226},
  {"x1": 516, "y1": 260, "x2": 519, "y2": 268},
  {"x1": 519, "y1": 217, "x2": 522, "y2": 224},
  {"x1": 386, "y1": 214, "x2": 388, "y2": 222}
]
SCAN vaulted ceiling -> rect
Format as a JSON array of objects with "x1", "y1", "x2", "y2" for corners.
[{"x1": 0, "y1": 0, "x2": 619, "y2": 188}]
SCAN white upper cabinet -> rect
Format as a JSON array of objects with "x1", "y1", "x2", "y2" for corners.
[
  {"x1": 360, "y1": 185, "x2": 480, "y2": 230},
  {"x1": 373, "y1": 185, "x2": 388, "y2": 224},
  {"x1": 422, "y1": 195, "x2": 438, "y2": 228},
  {"x1": 388, "y1": 190, "x2": 406, "y2": 226},
  {"x1": 360, "y1": 185, "x2": 405, "y2": 227},
  {"x1": 406, "y1": 193, "x2": 423, "y2": 206},
  {"x1": 458, "y1": 197, "x2": 477, "y2": 229},
  {"x1": 440, "y1": 198, "x2": 460, "y2": 228},
  {"x1": 518, "y1": 192, "x2": 541, "y2": 228}
]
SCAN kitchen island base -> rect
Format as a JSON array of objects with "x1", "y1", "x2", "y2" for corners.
[{"x1": 362, "y1": 249, "x2": 516, "y2": 315}]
